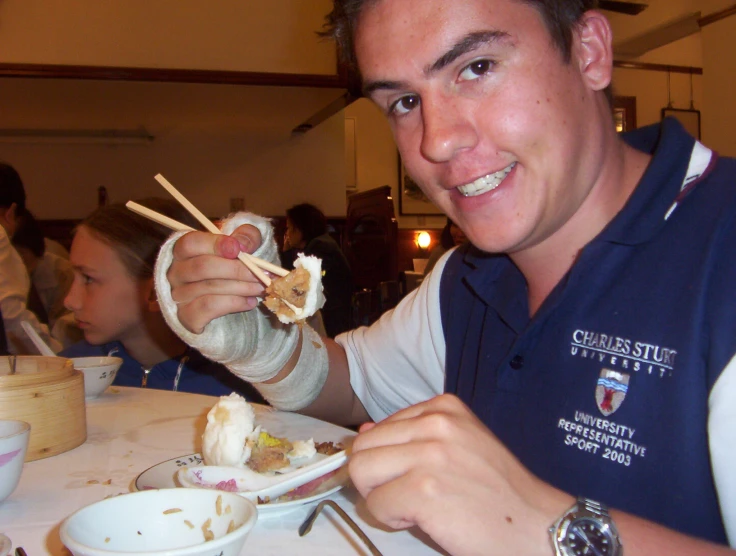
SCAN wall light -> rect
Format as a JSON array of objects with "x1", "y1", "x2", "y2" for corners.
[{"x1": 415, "y1": 231, "x2": 431, "y2": 250}]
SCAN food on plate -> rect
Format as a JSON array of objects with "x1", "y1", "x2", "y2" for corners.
[
  {"x1": 202, "y1": 392, "x2": 257, "y2": 468},
  {"x1": 198, "y1": 394, "x2": 344, "y2": 503},
  {"x1": 202, "y1": 393, "x2": 341, "y2": 472},
  {"x1": 263, "y1": 254, "x2": 325, "y2": 324}
]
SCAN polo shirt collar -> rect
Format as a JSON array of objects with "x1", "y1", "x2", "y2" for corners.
[{"x1": 600, "y1": 117, "x2": 701, "y2": 246}]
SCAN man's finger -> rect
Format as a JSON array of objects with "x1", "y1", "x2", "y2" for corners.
[
  {"x1": 171, "y1": 278, "x2": 265, "y2": 306},
  {"x1": 176, "y1": 294, "x2": 257, "y2": 334},
  {"x1": 168, "y1": 254, "x2": 264, "y2": 289},
  {"x1": 229, "y1": 224, "x2": 262, "y2": 255},
  {"x1": 173, "y1": 230, "x2": 241, "y2": 261}
]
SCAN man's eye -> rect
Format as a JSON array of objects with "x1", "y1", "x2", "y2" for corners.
[
  {"x1": 390, "y1": 95, "x2": 420, "y2": 116},
  {"x1": 459, "y1": 59, "x2": 493, "y2": 81},
  {"x1": 82, "y1": 274, "x2": 94, "y2": 285}
]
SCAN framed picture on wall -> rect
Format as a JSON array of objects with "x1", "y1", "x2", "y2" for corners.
[
  {"x1": 398, "y1": 157, "x2": 443, "y2": 215},
  {"x1": 662, "y1": 107, "x2": 701, "y2": 140}
]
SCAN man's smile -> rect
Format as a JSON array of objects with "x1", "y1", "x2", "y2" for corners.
[{"x1": 457, "y1": 162, "x2": 517, "y2": 197}]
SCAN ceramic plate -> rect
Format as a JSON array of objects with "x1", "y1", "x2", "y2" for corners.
[{"x1": 134, "y1": 406, "x2": 355, "y2": 518}]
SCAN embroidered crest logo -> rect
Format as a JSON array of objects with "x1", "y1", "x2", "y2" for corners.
[{"x1": 595, "y1": 369, "x2": 630, "y2": 416}]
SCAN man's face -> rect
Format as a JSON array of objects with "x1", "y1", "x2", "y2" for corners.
[{"x1": 356, "y1": 0, "x2": 609, "y2": 256}]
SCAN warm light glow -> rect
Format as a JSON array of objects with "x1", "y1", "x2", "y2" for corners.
[{"x1": 416, "y1": 231, "x2": 431, "y2": 249}]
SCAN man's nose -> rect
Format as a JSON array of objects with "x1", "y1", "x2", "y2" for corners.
[{"x1": 420, "y1": 96, "x2": 477, "y2": 163}]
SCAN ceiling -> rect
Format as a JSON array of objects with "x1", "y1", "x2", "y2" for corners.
[{"x1": 606, "y1": 0, "x2": 735, "y2": 57}]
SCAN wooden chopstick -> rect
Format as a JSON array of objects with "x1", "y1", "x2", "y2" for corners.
[
  {"x1": 125, "y1": 200, "x2": 289, "y2": 284},
  {"x1": 153, "y1": 174, "x2": 286, "y2": 286}
]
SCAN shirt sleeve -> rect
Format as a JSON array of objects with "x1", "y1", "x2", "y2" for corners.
[
  {"x1": 336, "y1": 251, "x2": 451, "y2": 422},
  {"x1": 708, "y1": 352, "x2": 736, "y2": 547}
]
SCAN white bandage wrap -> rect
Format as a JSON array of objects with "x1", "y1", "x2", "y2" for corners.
[
  {"x1": 255, "y1": 324, "x2": 329, "y2": 411},
  {"x1": 154, "y1": 212, "x2": 299, "y2": 383}
]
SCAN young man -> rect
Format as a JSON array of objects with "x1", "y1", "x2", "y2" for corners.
[
  {"x1": 0, "y1": 163, "x2": 62, "y2": 354},
  {"x1": 155, "y1": 1, "x2": 736, "y2": 553}
]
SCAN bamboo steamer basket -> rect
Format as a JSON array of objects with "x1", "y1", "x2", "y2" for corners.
[{"x1": 0, "y1": 356, "x2": 87, "y2": 461}]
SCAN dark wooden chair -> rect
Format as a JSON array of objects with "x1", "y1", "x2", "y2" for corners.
[{"x1": 343, "y1": 186, "x2": 400, "y2": 326}]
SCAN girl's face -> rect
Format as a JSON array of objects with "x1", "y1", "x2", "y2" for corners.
[{"x1": 64, "y1": 226, "x2": 153, "y2": 346}]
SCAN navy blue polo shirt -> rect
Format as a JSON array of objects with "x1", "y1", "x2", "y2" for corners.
[{"x1": 440, "y1": 118, "x2": 736, "y2": 544}]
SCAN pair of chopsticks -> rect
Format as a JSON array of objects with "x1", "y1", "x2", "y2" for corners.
[{"x1": 126, "y1": 174, "x2": 289, "y2": 287}]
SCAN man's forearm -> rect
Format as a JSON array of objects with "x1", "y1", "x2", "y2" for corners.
[
  {"x1": 612, "y1": 510, "x2": 734, "y2": 554},
  {"x1": 263, "y1": 331, "x2": 370, "y2": 426}
]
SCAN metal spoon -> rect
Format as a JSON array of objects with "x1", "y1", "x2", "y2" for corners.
[{"x1": 177, "y1": 450, "x2": 348, "y2": 501}]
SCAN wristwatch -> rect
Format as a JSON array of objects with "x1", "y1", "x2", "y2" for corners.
[{"x1": 549, "y1": 497, "x2": 623, "y2": 556}]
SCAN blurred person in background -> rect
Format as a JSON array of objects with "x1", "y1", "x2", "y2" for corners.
[
  {"x1": 0, "y1": 162, "x2": 62, "y2": 354},
  {"x1": 423, "y1": 217, "x2": 468, "y2": 276},
  {"x1": 281, "y1": 203, "x2": 353, "y2": 337},
  {"x1": 12, "y1": 210, "x2": 75, "y2": 335},
  {"x1": 60, "y1": 198, "x2": 263, "y2": 400}
]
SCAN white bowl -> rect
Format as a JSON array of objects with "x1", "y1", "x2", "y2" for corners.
[
  {"x1": 60, "y1": 488, "x2": 257, "y2": 556},
  {"x1": 0, "y1": 420, "x2": 31, "y2": 502},
  {"x1": 71, "y1": 356, "x2": 122, "y2": 399}
]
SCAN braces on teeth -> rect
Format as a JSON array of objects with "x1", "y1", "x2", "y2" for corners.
[{"x1": 458, "y1": 162, "x2": 516, "y2": 197}]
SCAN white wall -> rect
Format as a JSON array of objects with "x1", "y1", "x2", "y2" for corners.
[
  {"x1": 0, "y1": 0, "x2": 337, "y2": 75},
  {"x1": 701, "y1": 16, "x2": 736, "y2": 157},
  {"x1": 345, "y1": 98, "x2": 447, "y2": 230},
  {"x1": 613, "y1": 68, "x2": 703, "y2": 129}
]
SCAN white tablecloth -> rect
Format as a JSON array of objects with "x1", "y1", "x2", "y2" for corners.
[{"x1": 0, "y1": 387, "x2": 443, "y2": 554}]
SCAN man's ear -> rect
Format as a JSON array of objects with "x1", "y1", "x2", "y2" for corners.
[{"x1": 574, "y1": 11, "x2": 614, "y2": 92}]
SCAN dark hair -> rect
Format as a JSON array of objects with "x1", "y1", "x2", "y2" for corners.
[
  {"x1": 11, "y1": 210, "x2": 45, "y2": 258},
  {"x1": 321, "y1": 0, "x2": 599, "y2": 69},
  {"x1": 285, "y1": 203, "x2": 328, "y2": 245},
  {"x1": 77, "y1": 197, "x2": 202, "y2": 281},
  {"x1": 439, "y1": 218, "x2": 456, "y2": 250},
  {"x1": 0, "y1": 162, "x2": 26, "y2": 214}
]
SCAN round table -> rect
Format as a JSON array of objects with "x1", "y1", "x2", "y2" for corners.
[{"x1": 0, "y1": 387, "x2": 443, "y2": 554}]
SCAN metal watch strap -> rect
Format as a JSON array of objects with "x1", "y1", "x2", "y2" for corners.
[
  {"x1": 549, "y1": 497, "x2": 622, "y2": 556},
  {"x1": 579, "y1": 496, "x2": 609, "y2": 518}
]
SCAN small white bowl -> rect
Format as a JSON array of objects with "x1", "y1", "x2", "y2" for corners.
[
  {"x1": 71, "y1": 356, "x2": 122, "y2": 399},
  {"x1": 0, "y1": 419, "x2": 31, "y2": 502},
  {"x1": 60, "y1": 488, "x2": 257, "y2": 556}
]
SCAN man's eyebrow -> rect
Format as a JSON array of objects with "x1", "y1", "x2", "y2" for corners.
[
  {"x1": 363, "y1": 79, "x2": 405, "y2": 97},
  {"x1": 362, "y1": 30, "x2": 510, "y2": 97},
  {"x1": 426, "y1": 30, "x2": 510, "y2": 75}
]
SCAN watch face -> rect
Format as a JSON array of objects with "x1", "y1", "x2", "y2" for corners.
[{"x1": 565, "y1": 517, "x2": 617, "y2": 556}]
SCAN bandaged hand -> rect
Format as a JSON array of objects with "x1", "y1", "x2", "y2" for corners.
[
  {"x1": 154, "y1": 212, "x2": 328, "y2": 409},
  {"x1": 155, "y1": 212, "x2": 298, "y2": 383}
]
